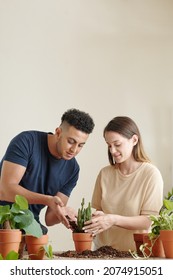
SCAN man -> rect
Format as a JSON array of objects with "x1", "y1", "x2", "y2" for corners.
[{"x1": 0, "y1": 108, "x2": 95, "y2": 233}]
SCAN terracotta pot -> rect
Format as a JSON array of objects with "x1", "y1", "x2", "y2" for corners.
[
  {"x1": 25, "y1": 234, "x2": 48, "y2": 260},
  {"x1": 160, "y1": 230, "x2": 173, "y2": 258},
  {"x1": 72, "y1": 232, "x2": 93, "y2": 253},
  {"x1": 0, "y1": 229, "x2": 22, "y2": 259},
  {"x1": 143, "y1": 234, "x2": 165, "y2": 258},
  {"x1": 133, "y1": 233, "x2": 147, "y2": 256}
]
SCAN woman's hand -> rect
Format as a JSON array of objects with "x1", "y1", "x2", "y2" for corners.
[{"x1": 83, "y1": 213, "x2": 115, "y2": 236}]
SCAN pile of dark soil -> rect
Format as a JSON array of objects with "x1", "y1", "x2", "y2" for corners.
[{"x1": 54, "y1": 246, "x2": 131, "y2": 259}]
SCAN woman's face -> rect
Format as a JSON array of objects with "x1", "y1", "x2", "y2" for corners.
[{"x1": 104, "y1": 131, "x2": 138, "y2": 163}]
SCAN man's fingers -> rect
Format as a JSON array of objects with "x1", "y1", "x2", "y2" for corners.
[{"x1": 62, "y1": 216, "x2": 70, "y2": 228}]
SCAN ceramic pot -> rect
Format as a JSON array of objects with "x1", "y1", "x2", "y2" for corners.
[
  {"x1": 72, "y1": 232, "x2": 93, "y2": 253},
  {"x1": 25, "y1": 234, "x2": 48, "y2": 260},
  {"x1": 143, "y1": 234, "x2": 165, "y2": 258},
  {"x1": 160, "y1": 230, "x2": 173, "y2": 258},
  {"x1": 0, "y1": 229, "x2": 22, "y2": 259}
]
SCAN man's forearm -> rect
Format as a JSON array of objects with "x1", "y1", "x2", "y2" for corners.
[{"x1": 0, "y1": 183, "x2": 52, "y2": 207}]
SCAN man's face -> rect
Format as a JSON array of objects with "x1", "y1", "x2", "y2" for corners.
[{"x1": 55, "y1": 125, "x2": 89, "y2": 160}]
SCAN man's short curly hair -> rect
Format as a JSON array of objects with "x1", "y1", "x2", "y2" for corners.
[{"x1": 61, "y1": 108, "x2": 95, "y2": 134}]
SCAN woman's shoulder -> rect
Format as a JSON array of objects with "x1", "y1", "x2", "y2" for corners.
[
  {"x1": 141, "y1": 161, "x2": 160, "y2": 170},
  {"x1": 99, "y1": 165, "x2": 115, "y2": 174},
  {"x1": 141, "y1": 162, "x2": 162, "y2": 177}
]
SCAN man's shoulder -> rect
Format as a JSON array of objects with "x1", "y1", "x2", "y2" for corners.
[
  {"x1": 17, "y1": 130, "x2": 46, "y2": 136},
  {"x1": 13, "y1": 130, "x2": 47, "y2": 141}
]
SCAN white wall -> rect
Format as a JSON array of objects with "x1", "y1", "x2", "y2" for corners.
[{"x1": 0, "y1": 0, "x2": 173, "y2": 251}]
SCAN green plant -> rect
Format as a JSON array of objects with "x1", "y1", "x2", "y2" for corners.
[
  {"x1": 164, "y1": 188, "x2": 173, "y2": 200},
  {"x1": 76, "y1": 198, "x2": 92, "y2": 232},
  {"x1": 130, "y1": 192, "x2": 173, "y2": 260},
  {"x1": 0, "y1": 250, "x2": 19, "y2": 260},
  {"x1": 150, "y1": 199, "x2": 173, "y2": 239},
  {"x1": 159, "y1": 188, "x2": 173, "y2": 213},
  {"x1": 69, "y1": 198, "x2": 92, "y2": 233},
  {"x1": 0, "y1": 195, "x2": 42, "y2": 238},
  {"x1": 44, "y1": 244, "x2": 53, "y2": 259}
]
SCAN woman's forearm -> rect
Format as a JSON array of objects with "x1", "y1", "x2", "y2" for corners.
[{"x1": 113, "y1": 214, "x2": 151, "y2": 230}]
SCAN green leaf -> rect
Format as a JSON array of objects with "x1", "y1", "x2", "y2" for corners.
[
  {"x1": 10, "y1": 203, "x2": 21, "y2": 214},
  {"x1": 0, "y1": 205, "x2": 11, "y2": 226},
  {"x1": 164, "y1": 188, "x2": 173, "y2": 200},
  {"x1": 13, "y1": 210, "x2": 33, "y2": 228},
  {"x1": 15, "y1": 195, "x2": 28, "y2": 210},
  {"x1": 163, "y1": 199, "x2": 173, "y2": 211},
  {"x1": 0, "y1": 251, "x2": 19, "y2": 260},
  {"x1": 0, "y1": 205, "x2": 11, "y2": 223},
  {"x1": 44, "y1": 244, "x2": 53, "y2": 259},
  {"x1": 6, "y1": 251, "x2": 19, "y2": 260},
  {"x1": 0, "y1": 205, "x2": 10, "y2": 214},
  {"x1": 150, "y1": 215, "x2": 159, "y2": 222},
  {"x1": 23, "y1": 219, "x2": 43, "y2": 238}
]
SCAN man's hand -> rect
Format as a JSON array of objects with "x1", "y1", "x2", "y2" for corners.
[
  {"x1": 46, "y1": 195, "x2": 77, "y2": 228},
  {"x1": 63, "y1": 206, "x2": 77, "y2": 221},
  {"x1": 46, "y1": 196, "x2": 70, "y2": 228},
  {"x1": 52, "y1": 196, "x2": 64, "y2": 207}
]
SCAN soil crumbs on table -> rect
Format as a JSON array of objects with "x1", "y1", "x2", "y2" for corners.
[{"x1": 54, "y1": 246, "x2": 131, "y2": 259}]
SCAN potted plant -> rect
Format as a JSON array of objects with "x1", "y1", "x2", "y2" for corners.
[
  {"x1": 68, "y1": 198, "x2": 93, "y2": 253},
  {"x1": 131, "y1": 228, "x2": 165, "y2": 259},
  {"x1": 142, "y1": 232, "x2": 165, "y2": 258},
  {"x1": 149, "y1": 198, "x2": 173, "y2": 258},
  {"x1": 25, "y1": 234, "x2": 49, "y2": 260},
  {"x1": 130, "y1": 190, "x2": 173, "y2": 259},
  {"x1": 0, "y1": 194, "x2": 43, "y2": 259}
]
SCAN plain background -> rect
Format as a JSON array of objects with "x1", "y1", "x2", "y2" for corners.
[{"x1": 0, "y1": 0, "x2": 173, "y2": 251}]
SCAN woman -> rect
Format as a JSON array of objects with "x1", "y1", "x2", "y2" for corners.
[{"x1": 83, "y1": 116, "x2": 163, "y2": 251}]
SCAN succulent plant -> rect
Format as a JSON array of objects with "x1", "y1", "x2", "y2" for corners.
[
  {"x1": 68, "y1": 198, "x2": 92, "y2": 233},
  {"x1": 76, "y1": 198, "x2": 92, "y2": 232}
]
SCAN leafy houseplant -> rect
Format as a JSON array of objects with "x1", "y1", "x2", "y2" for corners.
[
  {"x1": 132, "y1": 192, "x2": 173, "y2": 259},
  {"x1": 150, "y1": 199, "x2": 173, "y2": 238},
  {"x1": 0, "y1": 195, "x2": 43, "y2": 259},
  {"x1": 0, "y1": 195, "x2": 42, "y2": 236},
  {"x1": 152, "y1": 187, "x2": 173, "y2": 236},
  {"x1": 70, "y1": 198, "x2": 93, "y2": 253},
  {"x1": 130, "y1": 193, "x2": 173, "y2": 260},
  {"x1": 149, "y1": 198, "x2": 173, "y2": 258}
]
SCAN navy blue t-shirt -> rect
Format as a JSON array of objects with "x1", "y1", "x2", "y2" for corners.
[{"x1": 0, "y1": 131, "x2": 79, "y2": 228}]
